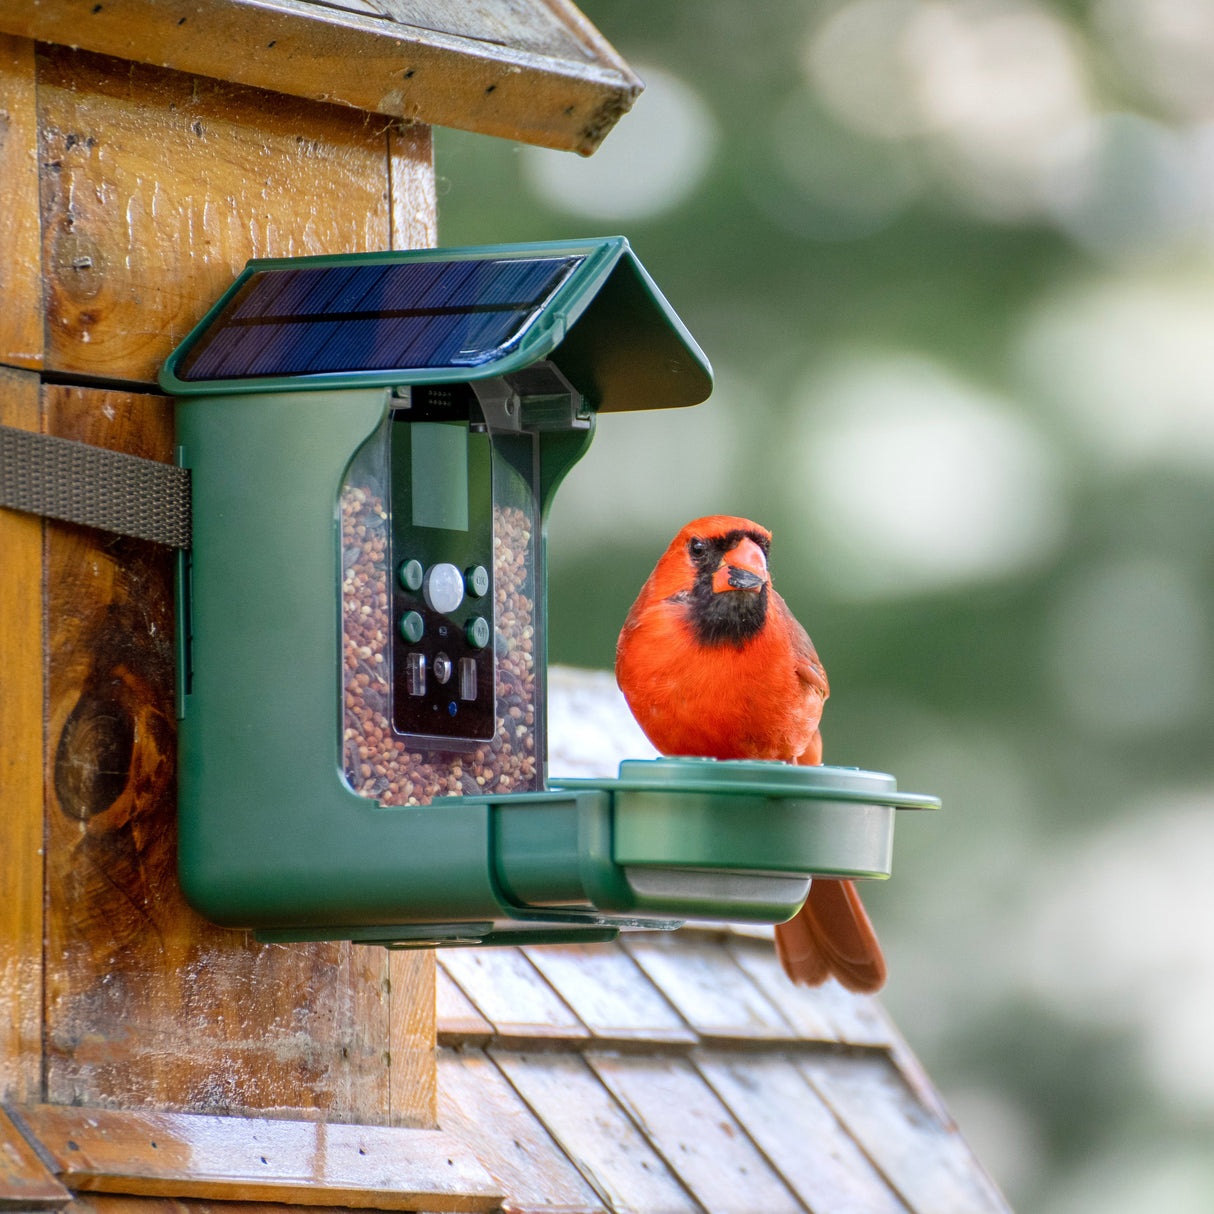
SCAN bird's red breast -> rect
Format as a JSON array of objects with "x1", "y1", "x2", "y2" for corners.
[
  {"x1": 616, "y1": 515, "x2": 828, "y2": 764},
  {"x1": 615, "y1": 515, "x2": 885, "y2": 994}
]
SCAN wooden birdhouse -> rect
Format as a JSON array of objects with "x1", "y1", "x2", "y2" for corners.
[{"x1": 0, "y1": 5, "x2": 1012, "y2": 1211}]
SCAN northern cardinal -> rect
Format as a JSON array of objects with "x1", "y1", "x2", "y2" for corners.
[{"x1": 616, "y1": 515, "x2": 886, "y2": 994}]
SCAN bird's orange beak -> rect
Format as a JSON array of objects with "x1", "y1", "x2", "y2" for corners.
[{"x1": 712, "y1": 537, "x2": 769, "y2": 594}]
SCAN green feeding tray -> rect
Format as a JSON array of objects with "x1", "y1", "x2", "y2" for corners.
[
  {"x1": 162, "y1": 237, "x2": 938, "y2": 949},
  {"x1": 257, "y1": 759, "x2": 938, "y2": 948},
  {"x1": 503, "y1": 759, "x2": 938, "y2": 924}
]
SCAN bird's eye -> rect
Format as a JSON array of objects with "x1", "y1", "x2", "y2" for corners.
[{"x1": 688, "y1": 538, "x2": 707, "y2": 559}]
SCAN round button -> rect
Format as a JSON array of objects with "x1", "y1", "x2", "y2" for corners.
[
  {"x1": 398, "y1": 559, "x2": 424, "y2": 592},
  {"x1": 465, "y1": 615, "x2": 491, "y2": 650},
  {"x1": 399, "y1": 611, "x2": 424, "y2": 643},
  {"x1": 423, "y1": 563, "x2": 465, "y2": 615},
  {"x1": 465, "y1": 565, "x2": 489, "y2": 598},
  {"x1": 433, "y1": 652, "x2": 453, "y2": 684}
]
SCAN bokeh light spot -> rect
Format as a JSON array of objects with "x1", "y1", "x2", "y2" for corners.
[
  {"x1": 1016, "y1": 277, "x2": 1214, "y2": 468},
  {"x1": 1096, "y1": 0, "x2": 1214, "y2": 122},
  {"x1": 1045, "y1": 113, "x2": 1207, "y2": 261},
  {"x1": 521, "y1": 66, "x2": 717, "y2": 221},
  {"x1": 805, "y1": 0, "x2": 928, "y2": 140},
  {"x1": 786, "y1": 353, "x2": 1067, "y2": 597},
  {"x1": 1026, "y1": 795, "x2": 1214, "y2": 1112},
  {"x1": 805, "y1": 0, "x2": 1092, "y2": 220}
]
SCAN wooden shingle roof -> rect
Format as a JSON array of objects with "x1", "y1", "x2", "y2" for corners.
[
  {"x1": 436, "y1": 927, "x2": 1012, "y2": 1214},
  {"x1": 425, "y1": 667, "x2": 1014, "y2": 1214}
]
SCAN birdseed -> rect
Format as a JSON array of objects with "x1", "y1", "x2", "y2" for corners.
[{"x1": 340, "y1": 485, "x2": 540, "y2": 805}]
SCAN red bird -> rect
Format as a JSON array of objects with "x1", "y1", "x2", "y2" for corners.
[{"x1": 616, "y1": 515, "x2": 886, "y2": 994}]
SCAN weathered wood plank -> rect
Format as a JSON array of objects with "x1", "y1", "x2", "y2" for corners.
[
  {"x1": 40, "y1": 385, "x2": 395, "y2": 1124},
  {"x1": 15, "y1": 1105, "x2": 500, "y2": 1212},
  {"x1": 437, "y1": 1050, "x2": 605, "y2": 1214},
  {"x1": 388, "y1": 121, "x2": 436, "y2": 252},
  {"x1": 0, "y1": 368, "x2": 44, "y2": 1106},
  {"x1": 801, "y1": 1054, "x2": 1012, "y2": 1214},
  {"x1": 793, "y1": 977, "x2": 895, "y2": 1048},
  {"x1": 695, "y1": 1051, "x2": 910, "y2": 1214},
  {"x1": 724, "y1": 938, "x2": 841, "y2": 1043},
  {"x1": 0, "y1": 1106, "x2": 72, "y2": 1209},
  {"x1": 36, "y1": 46, "x2": 395, "y2": 385},
  {"x1": 620, "y1": 932, "x2": 796, "y2": 1044},
  {"x1": 491, "y1": 1050, "x2": 698, "y2": 1214},
  {"x1": 67, "y1": 1196, "x2": 361, "y2": 1214},
  {"x1": 69, "y1": 1196, "x2": 367, "y2": 1214},
  {"x1": 435, "y1": 966, "x2": 493, "y2": 1048},
  {"x1": 522, "y1": 942, "x2": 697, "y2": 1049},
  {"x1": 0, "y1": 35, "x2": 43, "y2": 370},
  {"x1": 885, "y1": 1021, "x2": 957, "y2": 1125},
  {"x1": 306, "y1": 0, "x2": 384, "y2": 13},
  {"x1": 0, "y1": 0, "x2": 640, "y2": 154},
  {"x1": 438, "y1": 950, "x2": 589, "y2": 1047},
  {"x1": 586, "y1": 1052, "x2": 804, "y2": 1214},
  {"x1": 388, "y1": 950, "x2": 436, "y2": 1129},
  {"x1": 361, "y1": 0, "x2": 607, "y2": 64}
]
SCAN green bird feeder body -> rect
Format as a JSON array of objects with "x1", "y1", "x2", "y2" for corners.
[{"x1": 162, "y1": 236, "x2": 936, "y2": 948}]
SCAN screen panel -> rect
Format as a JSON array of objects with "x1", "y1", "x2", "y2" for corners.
[{"x1": 178, "y1": 255, "x2": 585, "y2": 381}]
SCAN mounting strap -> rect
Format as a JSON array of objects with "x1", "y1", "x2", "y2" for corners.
[{"x1": 0, "y1": 424, "x2": 191, "y2": 549}]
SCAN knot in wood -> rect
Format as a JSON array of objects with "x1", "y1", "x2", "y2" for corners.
[{"x1": 54, "y1": 689, "x2": 135, "y2": 820}]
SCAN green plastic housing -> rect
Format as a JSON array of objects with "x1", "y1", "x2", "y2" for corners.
[{"x1": 165, "y1": 238, "x2": 937, "y2": 948}]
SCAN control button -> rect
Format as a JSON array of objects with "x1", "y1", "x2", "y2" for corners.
[
  {"x1": 423, "y1": 562, "x2": 464, "y2": 615},
  {"x1": 459, "y1": 657, "x2": 477, "y2": 701},
  {"x1": 398, "y1": 559, "x2": 424, "y2": 592},
  {"x1": 399, "y1": 610, "x2": 424, "y2": 643},
  {"x1": 465, "y1": 564, "x2": 489, "y2": 598},
  {"x1": 433, "y1": 652, "x2": 453, "y2": 684},
  {"x1": 465, "y1": 615, "x2": 491, "y2": 650},
  {"x1": 406, "y1": 651, "x2": 426, "y2": 696}
]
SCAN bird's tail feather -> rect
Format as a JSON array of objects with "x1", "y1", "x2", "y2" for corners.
[{"x1": 774, "y1": 878, "x2": 887, "y2": 994}]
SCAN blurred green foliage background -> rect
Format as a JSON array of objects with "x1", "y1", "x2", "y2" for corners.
[{"x1": 436, "y1": 2, "x2": 1214, "y2": 1210}]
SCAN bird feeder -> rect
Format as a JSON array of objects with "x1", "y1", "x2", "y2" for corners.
[{"x1": 162, "y1": 236, "x2": 937, "y2": 948}]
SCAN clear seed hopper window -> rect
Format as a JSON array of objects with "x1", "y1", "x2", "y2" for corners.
[{"x1": 340, "y1": 392, "x2": 542, "y2": 805}]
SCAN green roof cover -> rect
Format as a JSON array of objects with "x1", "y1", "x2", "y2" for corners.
[{"x1": 160, "y1": 237, "x2": 712, "y2": 413}]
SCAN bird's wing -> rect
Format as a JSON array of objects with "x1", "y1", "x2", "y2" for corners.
[{"x1": 773, "y1": 592, "x2": 829, "y2": 700}]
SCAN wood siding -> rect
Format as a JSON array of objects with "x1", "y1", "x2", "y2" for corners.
[{"x1": 0, "y1": 36, "x2": 445, "y2": 1198}]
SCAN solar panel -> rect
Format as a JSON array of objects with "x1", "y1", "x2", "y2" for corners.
[{"x1": 177, "y1": 255, "x2": 585, "y2": 381}]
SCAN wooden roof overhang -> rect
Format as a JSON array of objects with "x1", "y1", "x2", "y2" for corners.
[{"x1": 0, "y1": 0, "x2": 642, "y2": 154}]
